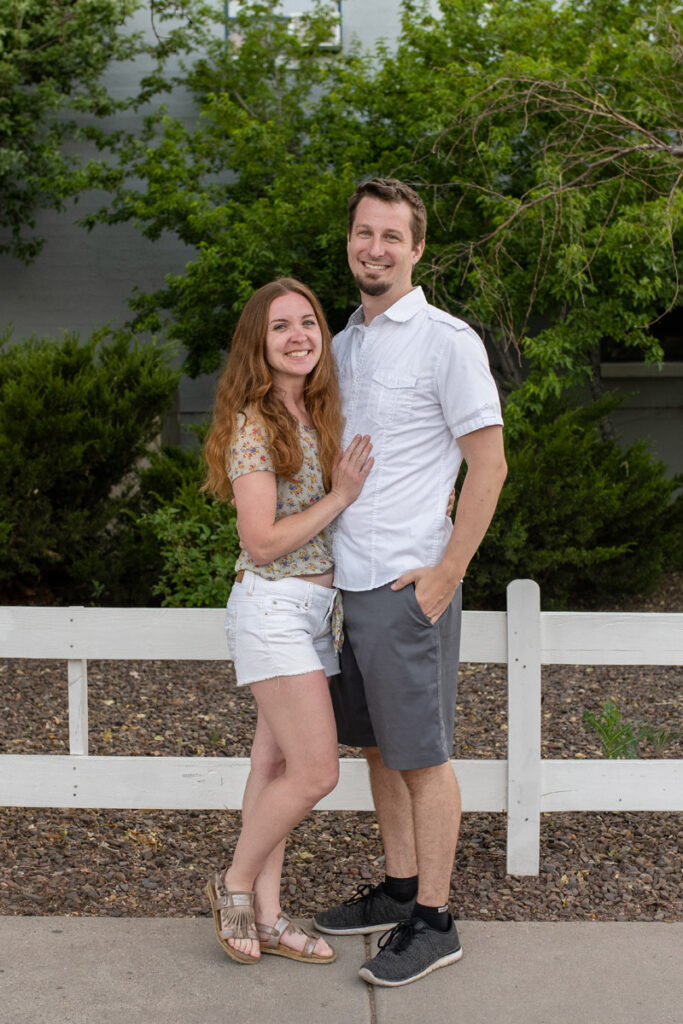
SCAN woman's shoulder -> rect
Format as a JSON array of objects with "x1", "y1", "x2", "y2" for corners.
[
  {"x1": 235, "y1": 407, "x2": 268, "y2": 440},
  {"x1": 228, "y1": 408, "x2": 274, "y2": 474}
]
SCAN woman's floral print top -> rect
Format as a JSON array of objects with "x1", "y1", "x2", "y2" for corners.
[{"x1": 227, "y1": 413, "x2": 343, "y2": 649}]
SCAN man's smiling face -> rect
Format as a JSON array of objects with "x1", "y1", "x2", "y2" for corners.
[{"x1": 347, "y1": 196, "x2": 425, "y2": 306}]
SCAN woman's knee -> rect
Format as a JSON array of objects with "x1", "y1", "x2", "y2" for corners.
[
  {"x1": 295, "y1": 757, "x2": 339, "y2": 804},
  {"x1": 318, "y1": 757, "x2": 340, "y2": 796}
]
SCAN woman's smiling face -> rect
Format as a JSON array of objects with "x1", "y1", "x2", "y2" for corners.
[{"x1": 264, "y1": 291, "x2": 323, "y2": 388}]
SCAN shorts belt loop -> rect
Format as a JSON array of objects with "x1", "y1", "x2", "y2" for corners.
[
  {"x1": 306, "y1": 584, "x2": 313, "y2": 610},
  {"x1": 247, "y1": 571, "x2": 256, "y2": 596}
]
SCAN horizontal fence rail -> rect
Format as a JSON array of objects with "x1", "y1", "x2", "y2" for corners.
[{"x1": 1, "y1": 581, "x2": 681, "y2": 875}]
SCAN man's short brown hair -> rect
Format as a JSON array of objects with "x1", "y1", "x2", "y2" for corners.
[{"x1": 347, "y1": 177, "x2": 427, "y2": 247}]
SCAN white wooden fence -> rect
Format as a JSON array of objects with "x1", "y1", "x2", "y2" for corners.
[{"x1": 1, "y1": 580, "x2": 681, "y2": 875}]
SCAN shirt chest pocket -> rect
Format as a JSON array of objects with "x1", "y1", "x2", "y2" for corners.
[{"x1": 368, "y1": 372, "x2": 417, "y2": 426}]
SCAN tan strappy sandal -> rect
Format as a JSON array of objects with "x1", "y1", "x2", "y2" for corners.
[
  {"x1": 256, "y1": 913, "x2": 337, "y2": 964},
  {"x1": 206, "y1": 872, "x2": 259, "y2": 964}
]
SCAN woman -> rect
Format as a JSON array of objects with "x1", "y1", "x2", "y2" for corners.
[{"x1": 203, "y1": 278, "x2": 373, "y2": 965}]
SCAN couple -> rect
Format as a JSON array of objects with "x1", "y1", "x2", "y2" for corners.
[{"x1": 203, "y1": 177, "x2": 507, "y2": 988}]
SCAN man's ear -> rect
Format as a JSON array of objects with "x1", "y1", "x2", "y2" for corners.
[{"x1": 412, "y1": 240, "x2": 426, "y2": 265}]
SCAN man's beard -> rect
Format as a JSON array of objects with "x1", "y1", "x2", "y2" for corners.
[{"x1": 352, "y1": 272, "x2": 392, "y2": 297}]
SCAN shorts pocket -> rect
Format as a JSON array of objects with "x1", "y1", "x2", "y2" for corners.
[
  {"x1": 260, "y1": 594, "x2": 307, "y2": 616},
  {"x1": 408, "y1": 584, "x2": 435, "y2": 628},
  {"x1": 259, "y1": 594, "x2": 308, "y2": 637}
]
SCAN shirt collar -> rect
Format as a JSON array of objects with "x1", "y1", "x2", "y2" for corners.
[{"x1": 345, "y1": 286, "x2": 427, "y2": 329}]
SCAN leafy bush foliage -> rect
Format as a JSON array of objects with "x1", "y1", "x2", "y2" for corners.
[
  {"x1": 463, "y1": 396, "x2": 683, "y2": 609},
  {"x1": 129, "y1": 432, "x2": 241, "y2": 608},
  {"x1": 140, "y1": 467, "x2": 240, "y2": 608},
  {"x1": 0, "y1": 328, "x2": 178, "y2": 603},
  {"x1": 3, "y1": 0, "x2": 680, "y2": 610}
]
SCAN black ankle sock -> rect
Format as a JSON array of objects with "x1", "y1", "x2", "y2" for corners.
[
  {"x1": 383, "y1": 874, "x2": 418, "y2": 903},
  {"x1": 413, "y1": 901, "x2": 452, "y2": 931}
]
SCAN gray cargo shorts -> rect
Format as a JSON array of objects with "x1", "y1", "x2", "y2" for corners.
[{"x1": 329, "y1": 580, "x2": 462, "y2": 770}]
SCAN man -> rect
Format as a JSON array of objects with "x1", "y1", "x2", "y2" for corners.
[{"x1": 313, "y1": 178, "x2": 507, "y2": 987}]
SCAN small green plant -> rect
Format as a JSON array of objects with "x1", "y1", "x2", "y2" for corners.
[
  {"x1": 583, "y1": 699, "x2": 680, "y2": 759},
  {"x1": 141, "y1": 482, "x2": 240, "y2": 608},
  {"x1": 582, "y1": 700, "x2": 644, "y2": 758},
  {"x1": 638, "y1": 724, "x2": 681, "y2": 758}
]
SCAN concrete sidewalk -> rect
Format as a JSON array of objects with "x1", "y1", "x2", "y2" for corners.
[{"x1": 1, "y1": 917, "x2": 681, "y2": 1024}]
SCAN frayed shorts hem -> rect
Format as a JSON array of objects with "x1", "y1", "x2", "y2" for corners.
[{"x1": 236, "y1": 663, "x2": 337, "y2": 688}]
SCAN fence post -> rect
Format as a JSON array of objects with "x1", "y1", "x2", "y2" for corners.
[
  {"x1": 506, "y1": 579, "x2": 541, "y2": 874},
  {"x1": 68, "y1": 607, "x2": 88, "y2": 756}
]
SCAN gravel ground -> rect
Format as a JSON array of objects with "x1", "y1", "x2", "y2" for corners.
[{"x1": 1, "y1": 574, "x2": 681, "y2": 922}]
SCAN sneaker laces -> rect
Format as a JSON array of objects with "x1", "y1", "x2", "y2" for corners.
[
  {"x1": 377, "y1": 919, "x2": 418, "y2": 954},
  {"x1": 342, "y1": 883, "x2": 381, "y2": 921}
]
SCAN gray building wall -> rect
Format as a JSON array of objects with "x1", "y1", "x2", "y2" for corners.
[{"x1": 601, "y1": 365, "x2": 683, "y2": 477}]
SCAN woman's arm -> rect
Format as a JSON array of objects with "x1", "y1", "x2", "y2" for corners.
[{"x1": 233, "y1": 434, "x2": 373, "y2": 566}]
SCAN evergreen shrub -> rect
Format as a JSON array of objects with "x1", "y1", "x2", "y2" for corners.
[
  {"x1": 0, "y1": 328, "x2": 178, "y2": 604},
  {"x1": 463, "y1": 396, "x2": 683, "y2": 609}
]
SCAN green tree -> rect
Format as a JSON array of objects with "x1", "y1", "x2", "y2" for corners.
[
  {"x1": 87, "y1": 0, "x2": 683, "y2": 394},
  {"x1": 0, "y1": 0, "x2": 211, "y2": 262},
  {"x1": 84, "y1": 0, "x2": 375, "y2": 374},
  {"x1": 363, "y1": 0, "x2": 683, "y2": 417}
]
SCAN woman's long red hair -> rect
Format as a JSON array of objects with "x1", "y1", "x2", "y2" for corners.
[{"x1": 203, "y1": 278, "x2": 342, "y2": 500}]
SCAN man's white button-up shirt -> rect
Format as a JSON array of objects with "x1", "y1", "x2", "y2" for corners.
[{"x1": 332, "y1": 287, "x2": 503, "y2": 592}]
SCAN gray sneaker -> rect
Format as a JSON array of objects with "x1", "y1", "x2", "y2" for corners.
[
  {"x1": 358, "y1": 917, "x2": 462, "y2": 987},
  {"x1": 313, "y1": 883, "x2": 415, "y2": 936}
]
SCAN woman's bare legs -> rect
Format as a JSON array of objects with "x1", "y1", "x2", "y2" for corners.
[
  {"x1": 224, "y1": 669, "x2": 339, "y2": 959},
  {"x1": 239, "y1": 712, "x2": 287, "y2": 923}
]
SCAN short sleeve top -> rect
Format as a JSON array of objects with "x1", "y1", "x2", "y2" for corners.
[{"x1": 227, "y1": 414, "x2": 335, "y2": 581}]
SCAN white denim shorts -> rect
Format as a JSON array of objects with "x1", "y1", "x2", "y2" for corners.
[{"x1": 225, "y1": 570, "x2": 339, "y2": 686}]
